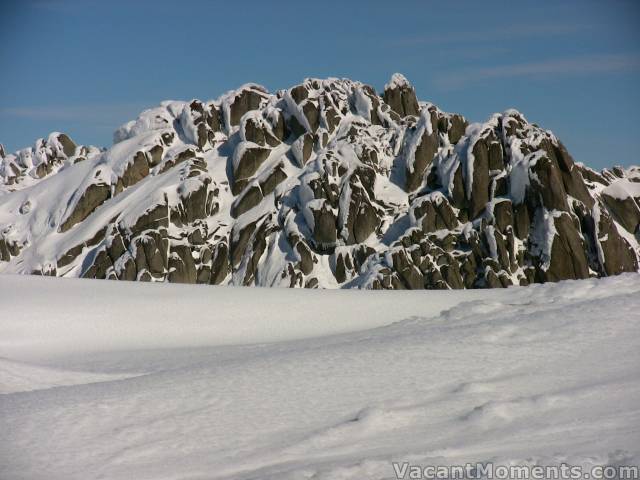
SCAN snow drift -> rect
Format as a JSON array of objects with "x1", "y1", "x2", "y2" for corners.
[{"x1": 1, "y1": 274, "x2": 639, "y2": 479}]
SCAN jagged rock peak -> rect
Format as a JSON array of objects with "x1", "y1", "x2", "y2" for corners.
[
  {"x1": 383, "y1": 73, "x2": 420, "y2": 118},
  {"x1": 0, "y1": 75, "x2": 638, "y2": 289}
]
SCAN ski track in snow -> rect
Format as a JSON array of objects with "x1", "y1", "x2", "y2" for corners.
[{"x1": 1, "y1": 274, "x2": 639, "y2": 479}]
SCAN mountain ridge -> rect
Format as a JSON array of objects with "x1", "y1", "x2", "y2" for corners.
[{"x1": 1, "y1": 74, "x2": 639, "y2": 288}]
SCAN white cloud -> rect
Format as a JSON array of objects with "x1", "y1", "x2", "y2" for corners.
[{"x1": 391, "y1": 23, "x2": 589, "y2": 47}]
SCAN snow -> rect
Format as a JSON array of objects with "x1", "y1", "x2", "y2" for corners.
[
  {"x1": 384, "y1": 73, "x2": 411, "y2": 91},
  {"x1": 113, "y1": 102, "x2": 182, "y2": 143},
  {"x1": 434, "y1": 147, "x2": 461, "y2": 197},
  {"x1": 404, "y1": 109, "x2": 433, "y2": 175},
  {"x1": 283, "y1": 88, "x2": 314, "y2": 134},
  {"x1": 461, "y1": 115, "x2": 501, "y2": 201},
  {"x1": 603, "y1": 178, "x2": 640, "y2": 201},
  {"x1": 0, "y1": 358, "x2": 140, "y2": 395},
  {"x1": 592, "y1": 202, "x2": 607, "y2": 267},
  {"x1": 1, "y1": 274, "x2": 639, "y2": 479},
  {"x1": 0, "y1": 135, "x2": 216, "y2": 276},
  {"x1": 231, "y1": 141, "x2": 260, "y2": 174},
  {"x1": 290, "y1": 134, "x2": 309, "y2": 167},
  {"x1": 530, "y1": 208, "x2": 559, "y2": 270},
  {"x1": 351, "y1": 87, "x2": 374, "y2": 121},
  {"x1": 178, "y1": 102, "x2": 200, "y2": 145},
  {"x1": 485, "y1": 225, "x2": 498, "y2": 259}
]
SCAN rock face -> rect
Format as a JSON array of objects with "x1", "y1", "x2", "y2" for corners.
[{"x1": 1, "y1": 76, "x2": 638, "y2": 288}]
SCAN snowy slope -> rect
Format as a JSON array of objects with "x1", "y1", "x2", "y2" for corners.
[{"x1": 1, "y1": 274, "x2": 639, "y2": 479}]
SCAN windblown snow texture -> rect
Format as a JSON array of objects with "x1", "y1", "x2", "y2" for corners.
[
  {"x1": 1, "y1": 75, "x2": 639, "y2": 288},
  {"x1": 1, "y1": 274, "x2": 639, "y2": 479}
]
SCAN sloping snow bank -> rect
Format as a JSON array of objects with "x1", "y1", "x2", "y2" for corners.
[
  {"x1": 1, "y1": 274, "x2": 639, "y2": 480},
  {"x1": 0, "y1": 357, "x2": 141, "y2": 394},
  {"x1": 0, "y1": 275, "x2": 489, "y2": 360}
]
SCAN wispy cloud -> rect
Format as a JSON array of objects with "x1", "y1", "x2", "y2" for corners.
[
  {"x1": 431, "y1": 45, "x2": 512, "y2": 62},
  {"x1": 0, "y1": 102, "x2": 152, "y2": 125},
  {"x1": 390, "y1": 23, "x2": 589, "y2": 47},
  {"x1": 433, "y1": 53, "x2": 640, "y2": 90}
]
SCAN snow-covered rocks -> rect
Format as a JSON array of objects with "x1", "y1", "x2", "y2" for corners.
[
  {"x1": 0, "y1": 75, "x2": 638, "y2": 287},
  {"x1": 383, "y1": 72, "x2": 420, "y2": 118}
]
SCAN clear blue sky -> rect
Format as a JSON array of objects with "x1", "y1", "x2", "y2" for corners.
[{"x1": 1, "y1": 0, "x2": 639, "y2": 169}]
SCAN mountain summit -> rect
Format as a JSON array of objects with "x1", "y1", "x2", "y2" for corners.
[{"x1": 1, "y1": 75, "x2": 638, "y2": 288}]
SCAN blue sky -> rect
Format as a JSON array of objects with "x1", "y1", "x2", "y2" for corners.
[{"x1": 1, "y1": 0, "x2": 639, "y2": 169}]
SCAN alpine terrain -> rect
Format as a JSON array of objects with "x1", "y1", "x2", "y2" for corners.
[{"x1": 1, "y1": 74, "x2": 639, "y2": 288}]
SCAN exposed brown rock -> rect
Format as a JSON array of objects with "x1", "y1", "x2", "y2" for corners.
[{"x1": 60, "y1": 183, "x2": 111, "y2": 232}]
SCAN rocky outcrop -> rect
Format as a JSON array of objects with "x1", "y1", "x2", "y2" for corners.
[
  {"x1": 601, "y1": 191, "x2": 640, "y2": 234},
  {"x1": 59, "y1": 183, "x2": 111, "y2": 232},
  {"x1": 383, "y1": 73, "x2": 419, "y2": 118},
  {"x1": 542, "y1": 213, "x2": 590, "y2": 282},
  {"x1": 0, "y1": 75, "x2": 638, "y2": 288},
  {"x1": 0, "y1": 132, "x2": 93, "y2": 185}
]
